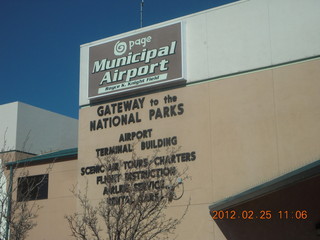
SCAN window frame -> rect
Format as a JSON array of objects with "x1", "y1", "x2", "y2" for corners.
[{"x1": 17, "y1": 174, "x2": 49, "y2": 202}]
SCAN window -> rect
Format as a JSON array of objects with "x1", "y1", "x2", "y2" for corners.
[{"x1": 17, "y1": 174, "x2": 48, "y2": 201}]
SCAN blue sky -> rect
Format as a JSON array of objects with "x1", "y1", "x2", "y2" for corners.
[{"x1": 0, "y1": 0, "x2": 237, "y2": 119}]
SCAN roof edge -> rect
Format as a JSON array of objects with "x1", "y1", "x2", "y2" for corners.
[
  {"x1": 209, "y1": 159, "x2": 320, "y2": 211},
  {"x1": 5, "y1": 148, "x2": 78, "y2": 167}
]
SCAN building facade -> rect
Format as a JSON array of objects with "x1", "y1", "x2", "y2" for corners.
[
  {"x1": 78, "y1": 0, "x2": 320, "y2": 239},
  {"x1": 4, "y1": 0, "x2": 320, "y2": 239},
  {"x1": 0, "y1": 102, "x2": 78, "y2": 240}
]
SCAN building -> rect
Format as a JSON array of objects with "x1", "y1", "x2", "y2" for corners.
[
  {"x1": 0, "y1": 102, "x2": 78, "y2": 240},
  {"x1": 4, "y1": 148, "x2": 78, "y2": 239},
  {"x1": 78, "y1": 0, "x2": 320, "y2": 239},
  {"x1": 4, "y1": 0, "x2": 320, "y2": 239},
  {"x1": 0, "y1": 101, "x2": 78, "y2": 157}
]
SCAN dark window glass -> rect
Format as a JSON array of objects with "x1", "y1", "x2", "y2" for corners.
[{"x1": 17, "y1": 174, "x2": 48, "y2": 201}]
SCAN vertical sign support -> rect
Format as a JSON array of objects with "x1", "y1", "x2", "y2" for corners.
[{"x1": 140, "y1": 0, "x2": 144, "y2": 28}]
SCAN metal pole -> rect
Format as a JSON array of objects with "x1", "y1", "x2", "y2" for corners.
[
  {"x1": 4, "y1": 165, "x2": 13, "y2": 240},
  {"x1": 140, "y1": 0, "x2": 144, "y2": 28}
]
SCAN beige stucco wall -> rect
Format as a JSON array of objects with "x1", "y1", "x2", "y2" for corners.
[
  {"x1": 78, "y1": 58, "x2": 320, "y2": 239},
  {"x1": 10, "y1": 158, "x2": 78, "y2": 240},
  {"x1": 15, "y1": 56, "x2": 317, "y2": 239},
  {"x1": 0, "y1": 151, "x2": 36, "y2": 164}
]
